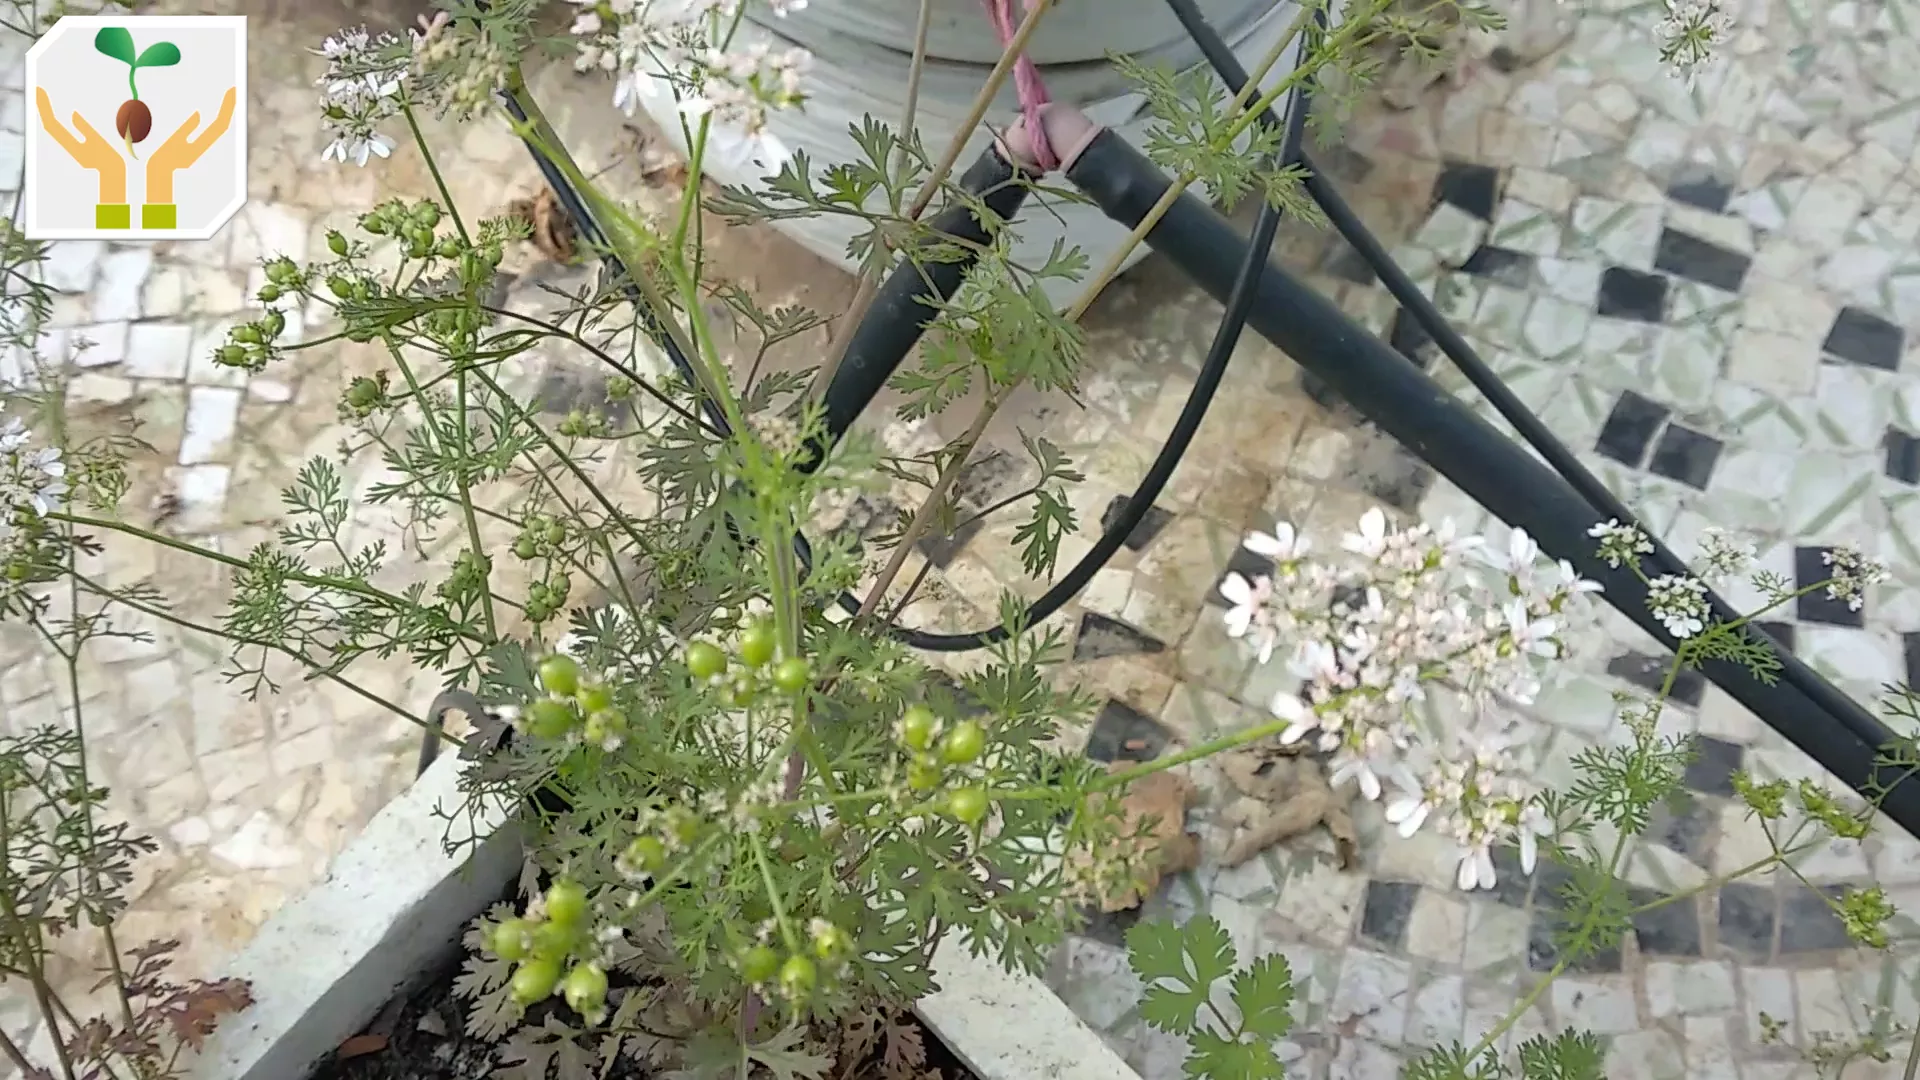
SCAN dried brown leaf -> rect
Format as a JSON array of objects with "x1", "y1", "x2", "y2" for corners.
[
  {"x1": 153, "y1": 978, "x2": 252, "y2": 1050},
  {"x1": 880, "y1": 1017, "x2": 926, "y2": 1080}
]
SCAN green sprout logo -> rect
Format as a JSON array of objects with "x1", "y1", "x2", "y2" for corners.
[{"x1": 93, "y1": 27, "x2": 180, "y2": 160}]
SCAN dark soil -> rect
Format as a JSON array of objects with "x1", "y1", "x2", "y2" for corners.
[{"x1": 309, "y1": 925, "x2": 976, "y2": 1080}]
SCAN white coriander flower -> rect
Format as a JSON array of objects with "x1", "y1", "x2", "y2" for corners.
[
  {"x1": 1515, "y1": 801, "x2": 1553, "y2": 875},
  {"x1": 1271, "y1": 693, "x2": 1316, "y2": 745},
  {"x1": 0, "y1": 415, "x2": 65, "y2": 517},
  {"x1": 1694, "y1": 527, "x2": 1754, "y2": 580},
  {"x1": 1821, "y1": 546, "x2": 1887, "y2": 612},
  {"x1": 1503, "y1": 599, "x2": 1558, "y2": 659},
  {"x1": 1654, "y1": 0, "x2": 1732, "y2": 79},
  {"x1": 1456, "y1": 842, "x2": 1498, "y2": 891},
  {"x1": 1342, "y1": 507, "x2": 1390, "y2": 559},
  {"x1": 1480, "y1": 525, "x2": 1542, "y2": 593},
  {"x1": 1589, "y1": 519, "x2": 1654, "y2": 569},
  {"x1": 1328, "y1": 746, "x2": 1386, "y2": 801},
  {"x1": 1646, "y1": 574, "x2": 1709, "y2": 639},
  {"x1": 315, "y1": 26, "x2": 408, "y2": 167},
  {"x1": 1219, "y1": 571, "x2": 1275, "y2": 662},
  {"x1": 1384, "y1": 773, "x2": 1434, "y2": 837},
  {"x1": 1246, "y1": 520, "x2": 1309, "y2": 563}
]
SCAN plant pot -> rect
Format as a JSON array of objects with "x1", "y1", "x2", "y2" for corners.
[
  {"x1": 185, "y1": 752, "x2": 1140, "y2": 1080},
  {"x1": 617, "y1": 0, "x2": 1308, "y2": 308}
]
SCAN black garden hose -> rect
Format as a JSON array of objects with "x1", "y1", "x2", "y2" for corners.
[
  {"x1": 1165, "y1": 1, "x2": 1906, "y2": 791},
  {"x1": 1063, "y1": 125, "x2": 1920, "y2": 838},
  {"x1": 842, "y1": 63, "x2": 1315, "y2": 652},
  {"x1": 805, "y1": 149, "x2": 1033, "y2": 469}
]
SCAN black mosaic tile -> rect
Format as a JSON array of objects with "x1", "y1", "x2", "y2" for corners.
[
  {"x1": 1666, "y1": 176, "x2": 1734, "y2": 213},
  {"x1": 1597, "y1": 267, "x2": 1670, "y2": 323},
  {"x1": 1072, "y1": 613, "x2": 1167, "y2": 662},
  {"x1": 1823, "y1": 306, "x2": 1904, "y2": 370},
  {"x1": 1209, "y1": 546, "x2": 1278, "y2": 608},
  {"x1": 1388, "y1": 308, "x2": 1438, "y2": 370},
  {"x1": 1648, "y1": 424, "x2": 1723, "y2": 489},
  {"x1": 915, "y1": 515, "x2": 986, "y2": 568},
  {"x1": 1322, "y1": 242, "x2": 1379, "y2": 286},
  {"x1": 1628, "y1": 886, "x2": 1704, "y2": 956},
  {"x1": 1716, "y1": 882, "x2": 1777, "y2": 958},
  {"x1": 1649, "y1": 795, "x2": 1714, "y2": 862},
  {"x1": 1684, "y1": 736, "x2": 1744, "y2": 797},
  {"x1": 1795, "y1": 546, "x2": 1867, "y2": 627},
  {"x1": 1906, "y1": 632, "x2": 1920, "y2": 689},
  {"x1": 1101, "y1": 495, "x2": 1173, "y2": 552},
  {"x1": 1757, "y1": 621, "x2": 1795, "y2": 653},
  {"x1": 1433, "y1": 160, "x2": 1501, "y2": 220},
  {"x1": 1460, "y1": 244, "x2": 1536, "y2": 287},
  {"x1": 1528, "y1": 908, "x2": 1624, "y2": 973},
  {"x1": 1779, "y1": 884, "x2": 1857, "y2": 953},
  {"x1": 1076, "y1": 907, "x2": 1144, "y2": 949},
  {"x1": 1595, "y1": 390, "x2": 1669, "y2": 466},
  {"x1": 1606, "y1": 651, "x2": 1706, "y2": 708},
  {"x1": 1084, "y1": 699, "x2": 1173, "y2": 763},
  {"x1": 1652, "y1": 227, "x2": 1751, "y2": 292},
  {"x1": 1359, "y1": 881, "x2": 1419, "y2": 950},
  {"x1": 1886, "y1": 429, "x2": 1920, "y2": 485}
]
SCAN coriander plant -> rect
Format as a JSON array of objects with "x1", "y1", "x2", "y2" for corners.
[{"x1": 0, "y1": 0, "x2": 1895, "y2": 1078}]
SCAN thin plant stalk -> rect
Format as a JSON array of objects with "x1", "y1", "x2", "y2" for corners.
[{"x1": 808, "y1": 0, "x2": 939, "y2": 400}]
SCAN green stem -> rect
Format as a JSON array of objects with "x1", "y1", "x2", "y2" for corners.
[
  {"x1": 43, "y1": 380, "x2": 138, "y2": 1035},
  {"x1": 747, "y1": 831, "x2": 799, "y2": 952},
  {"x1": 396, "y1": 103, "x2": 494, "y2": 640},
  {"x1": 70, "y1": 571, "x2": 440, "y2": 740},
  {"x1": 402, "y1": 102, "x2": 471, "y2": 245},
  {"x1": 49, "y1": 511, "x2": 482, "y2": 642}
]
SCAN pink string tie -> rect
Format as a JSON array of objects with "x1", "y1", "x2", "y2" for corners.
[{"x1": 980, "y1": 0, "x2": 1058, "y2": 171}]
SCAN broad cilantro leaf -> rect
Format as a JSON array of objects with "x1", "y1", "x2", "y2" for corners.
[
  {"x1": 1231, "y1": 953, "x2": 1295, "y2": 1042},
  {"x1": 1187, "y1": 1029, "x2": 1283, "y2": 1080},
  {"x1": 1125, "y1": 917, "x2": 1237, "y2": 1035}
]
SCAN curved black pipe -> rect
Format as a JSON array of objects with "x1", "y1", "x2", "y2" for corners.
[
  {"x1": 809, "y1": 149, "x2": 1031, "y2": 466},
  {"x1": 868, "y1": 79, "x2": 1313, "y2": 651},
  {"x1": 1064, "y1": 127, "x2": 1920, "y2": 839},
  {"x1": 1162, "y1": 4, "x2": 1899, "y2": 782}
]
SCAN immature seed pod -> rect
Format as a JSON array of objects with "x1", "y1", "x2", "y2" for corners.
[{"x1": 115, "y1": 99, "x2": 152, "y2": 143}]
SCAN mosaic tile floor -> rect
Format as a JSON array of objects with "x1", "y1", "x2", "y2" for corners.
[{"x1": 938, "y1": 0, "x2": 1920, "y2": 1075}]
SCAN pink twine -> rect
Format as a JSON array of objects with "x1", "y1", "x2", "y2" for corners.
[{"x1": 980, "y1": 0, "x2": 1058, "y2": 171}]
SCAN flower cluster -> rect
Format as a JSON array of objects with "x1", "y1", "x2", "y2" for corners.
[
  {"x1": 1221, "y1": 509, "x2": 1601, "y2": 890},
  {"x1": 1646, "y1": 573, "x2": 1709, "y2": 639},
  {"x1": 0, "y1": 412, "x2": 65, "y2": 595},
  {"x1": 1653, "y1": 0, "x2": 1733, "y2": 79},
  {"x1": 1821, "y1": 545, "x2": 1887, "y2": 612},
  {"x1": 314, "y1": 26, "x2": 409, "y2": 166},
  {"x1": 567, "y1": 0, "x2": 810, "y2": 133}
]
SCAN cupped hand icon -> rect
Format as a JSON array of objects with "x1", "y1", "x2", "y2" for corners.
[
  {"x1": 35, "y1": 86, "x2": 127, "y2": 205},
  {"x1": 147, "y1": 87, "x2": 237, "y2": 206}
]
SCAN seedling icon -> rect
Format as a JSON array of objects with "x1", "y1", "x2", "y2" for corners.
[{"x1": 93, "y1": 26, "x2": 180, "y2": 159}]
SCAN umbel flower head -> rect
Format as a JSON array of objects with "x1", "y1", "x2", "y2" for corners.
[
  {"x1": 315, "y1": 26, "x2": 408, "y2": 166},
  {"x1": 1227, "y1": 509, "x2": 1601, "y2": 890}
]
